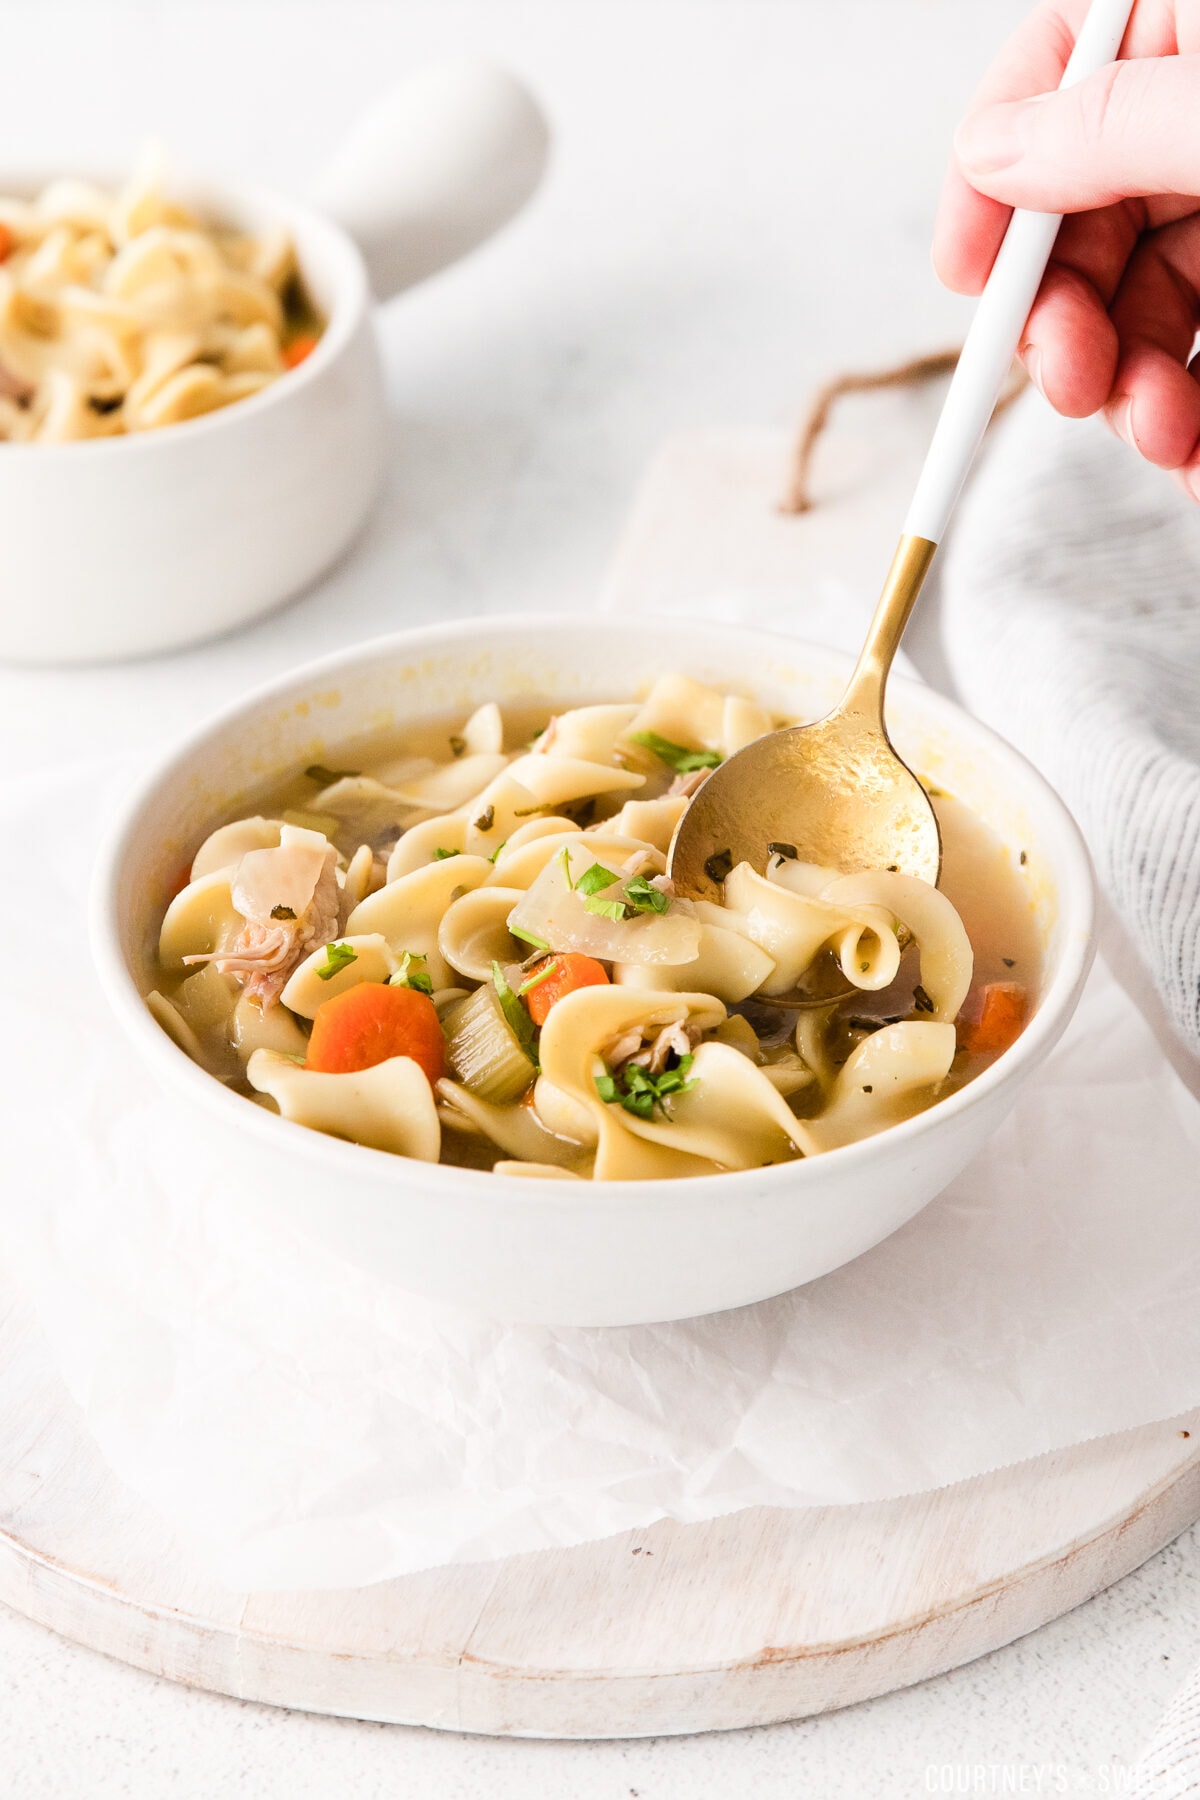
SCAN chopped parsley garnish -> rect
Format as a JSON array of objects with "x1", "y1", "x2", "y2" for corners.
[
  {"x1": 489, "y1": 839, "x2": 508, "y2": 863},
  {"x1": 474, "y1": 804, "x2": 495, "y2": 832},
  {"x1": 317, "y1": 941, "x2": 358, "y2": 981},
  {"x1": 572, "y1": 862, "x2": 638, "y2": 917},
  {"x1": 433, "y1": 846, "x2": 461, "y2": 860},
  {"x1": 492, "y1": 961, "x2": 539, "y2": 1066},
  {"x1": 305, "y1": 764, "x2": 359, "y2": 785},
  {"x1": 704, "y1": 847, "x2": 733, "y2": 884},
  {"x1": 389, "y1": 951, "x2": 433, "y2": 996},
  {"x1": 595, "y1": 1053, "x2": 697, "y2": 1121},
  {"x1": 584, "y1": 895, "x2": 627, "y2": 921},
  {"x1": 557, "y1": 846, "x2": 576, "y2": 889},
  {"x1": 270, "y1": 904, "x2": 297, "y2": 920},
  {"x1": 625, "y1": 874, "x2": 670, "y2": 915},
  {"x1": 767, "y1": 842, "x2": 797, "y2": 861},
  {"x1": 629, "y1": 730, "x2": 722, "y2": 774},
  {"x1": 511, "y1": 924, "x2": 551, "y2": 951},
  {"x1": 519, "y1": 958, "x2": 558, "y2": 996},
  {"x1": 912, "y1": 983, "x2": 935, "y2": 1014},
  {"x1": 449, "y1": 735, "x2": 466, "y2": 759},
  {"x1": 577, "y1": 863, "x2": 620, "y2": 897}
]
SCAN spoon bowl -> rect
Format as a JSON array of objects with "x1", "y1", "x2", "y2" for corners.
[
  {"x1": 668, "y1": 701, "x2": 940, "y2": 904},
  {"x1": 669, "y1": 536, "x2": 942, "y2": 901}
]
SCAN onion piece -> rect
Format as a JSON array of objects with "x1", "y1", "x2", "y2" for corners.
[
  {"x1": 462, "y1": 702, "x2": 504, "y2": 756},
  {"x1": 506, "y1": 843, "x2": 701, "y2": 966}
]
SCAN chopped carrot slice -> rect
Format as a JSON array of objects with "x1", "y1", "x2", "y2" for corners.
[
  {"x1": 522, "y1": 953, "x2": 609, "y2": 1027},
  {"x1": 0, "y1": 222, "x2": 12, "y2": 263},
  {"x1": 282, "y1": 332, "x2": 319, "y2": 371},
  {"x1": 957, "y1": 982, "x2": 1028, "y2": 1057},
  {"x1": 306, "y1": 982, "x2": 445, "y2": 1084}
]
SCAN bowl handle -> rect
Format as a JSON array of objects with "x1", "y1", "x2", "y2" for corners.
[{"x1": 311, "y1": 60, "x2": 549, "y2": 303}]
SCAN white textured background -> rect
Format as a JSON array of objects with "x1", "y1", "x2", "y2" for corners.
[{"x1": 5, "y1": 2, "x2": 1200, "y2": 1794}]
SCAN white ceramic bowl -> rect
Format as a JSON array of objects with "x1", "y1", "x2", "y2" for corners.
[
  {"x1": 92, "y1": 616, "x2": 1096, "y2": 1326},
  {"x1": 0, "y1": 63, "x2": 548, "y2": 664}
]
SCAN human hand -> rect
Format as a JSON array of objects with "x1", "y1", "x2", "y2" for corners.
[{"x1": 934, "y1": 1, "x2": 1200, "y2": 497}]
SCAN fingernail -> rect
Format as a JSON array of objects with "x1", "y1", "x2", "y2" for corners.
[
  {"x1": 1023, "y1": 347, "x2": 1044, "y2": 396},
  {"x1": 1108, "y1": 396, "x2": 1136, "y2": 450},
  {"x1": 956, "y1": 104, "x2": 1024, "y2": 175}
]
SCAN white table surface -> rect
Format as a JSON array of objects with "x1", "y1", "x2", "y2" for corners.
[{"x1": 4, "y1": 1, "x2": 1199, "y2": 1792}]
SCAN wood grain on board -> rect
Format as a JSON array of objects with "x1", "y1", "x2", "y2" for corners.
[{"x1": 4, "y1": 1285, "x2": 1198, "y2": 1737}]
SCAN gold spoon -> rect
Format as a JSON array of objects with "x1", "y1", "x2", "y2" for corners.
[{"x1": 668, "y1": 0, "x2": 1135, "y2": 905}]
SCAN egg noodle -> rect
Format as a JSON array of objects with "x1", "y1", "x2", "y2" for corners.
[
  {"x1": 0, "y1": 153, "x2": 319, "y2": 443},
  {"x1": 146, "y1": 675, "x2": 1032, "y2": 1180}
]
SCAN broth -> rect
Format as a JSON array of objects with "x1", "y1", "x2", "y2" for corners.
[{"x1": 144, "y1": 681, "x2": 1042, "y2": 1178}]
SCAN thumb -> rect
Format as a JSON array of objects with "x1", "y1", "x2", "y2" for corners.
[{"x1": 955, "y1": 54, "x2": 1200, "y2": 210}]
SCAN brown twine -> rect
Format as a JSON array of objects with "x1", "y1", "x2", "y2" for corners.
[{"x1": 780, "y1": 347, "x2": 1029, "y2": 516}]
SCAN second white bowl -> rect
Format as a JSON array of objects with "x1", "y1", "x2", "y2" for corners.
[{"x1": 0, "y1": 64, "x2": 549, "y2": 663}]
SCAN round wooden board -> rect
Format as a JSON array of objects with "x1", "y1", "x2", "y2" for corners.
[
  {"x1": 2, "y1": 1284, "x2": 1199, "y2": 1739},
  {"x1": 9, "y1": 430, "x2": 1200, "y2": 1739}
]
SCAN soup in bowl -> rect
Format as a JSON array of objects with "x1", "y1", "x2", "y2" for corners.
[{"x1": 92, "y1": 616, "x2": 1095, "y2": 1325}]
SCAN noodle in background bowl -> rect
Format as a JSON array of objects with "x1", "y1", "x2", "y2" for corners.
[
  {"x1": 92, "y1": 616, "x2": 1096, "y2": 1326},
  {"x1": 0, "y1": 64, "x2": 548, "y2": 663}
]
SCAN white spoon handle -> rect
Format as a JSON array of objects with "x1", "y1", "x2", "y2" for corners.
[{"x1": 903, "y1": 0, "x2": 1137, "y2": 544}]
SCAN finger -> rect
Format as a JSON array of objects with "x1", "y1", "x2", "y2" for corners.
[
  {"x1": 970, "y1": 1, "x2": 1095, "y2": 106},
  {"x1": 1103, "y1": 216, "x2": 1200, "y2": 465},
  {"x1": 933, "y1": 0, "x2": 1177, "y2": 287},
  {"x1": 933, "y1": 1, "x2": 1090, "y2": 292},
  {"x1": 956, "y1": 55, "x2": 1200, "y2": 211},
  {"x1": 1014, "y1": 201, "x2": 1140, "y2": 413},
  {"x1": 1170, "y1": 350, "x2": 1200, "y2": 501},
  {"x1": 1020, "y1": 265, "x2": 1120, "y2": 414},
  {"x1": 932, "y1": 162, "x2": 1012, "y2": 294},
  {"x1": 1107, "y1": 345, "x2": 1200, "y2": 467},
  {"x1": 1049, "y1": 199, "x2": 1144, "y2": 301},
  {"x1": 932, "y1": 170, "x2": 1149, "y2": 299}
]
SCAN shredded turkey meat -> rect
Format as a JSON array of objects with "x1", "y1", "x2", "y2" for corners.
[
  {"x1": 602, "y1": 1018, "x2": 701, "y2": 1079},
  {"x1": 627, "y1": 1021, "x2": 700, "y2": 1075},
  {"x1": 601, "y1": 1028, "x2": 644, "y2": 1069},
  {"x1": 182, "y1": 826, "x2": 341, "y2": 1008},
  {"x1": 619, "y1": 849, "x2": 654, "y2": 878},
  {"x1": 668, "y1": 767, "x2": 712, "y2": 799}
]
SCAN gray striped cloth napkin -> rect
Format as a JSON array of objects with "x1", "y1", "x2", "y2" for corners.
[
  {"x1": 942, "y1": 392, "x2": 1200, "y2": 1063},
  {"x1": 941, "y1": 392, "x2": 1200, "y2": 1792},
  {"x1": 1131, "y1": 1673, "x2": 1200, "y2": 1796}
]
